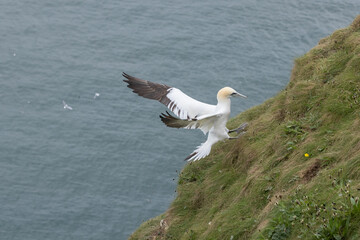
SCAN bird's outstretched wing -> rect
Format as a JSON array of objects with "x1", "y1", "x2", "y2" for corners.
[
  {"x1": 123, "y1": 72, "x2": 216, "y2": 121},
  {"x1": 160, "y1": 111, "x2": 222, "y2": 135},
  {"x1": 123, "y1": 72, "x2": 171, "y2": 103}
]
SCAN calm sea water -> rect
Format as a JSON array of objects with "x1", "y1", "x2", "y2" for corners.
[{"x1": 0, "y1": 1, "x2": 358, "y2": 239}]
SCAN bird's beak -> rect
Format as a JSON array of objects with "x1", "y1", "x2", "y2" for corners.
[{"x1": 233, "y1": 92, "x2": 247, "y2": 98}]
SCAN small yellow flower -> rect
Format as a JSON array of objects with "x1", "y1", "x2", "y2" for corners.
[{"x1": 304, "y1": 153, "x2": 310, "y2": 157}]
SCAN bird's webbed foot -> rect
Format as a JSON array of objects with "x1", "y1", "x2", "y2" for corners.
[{"x1": 228, "y1": 122, "x2": 249, "y2": 134}]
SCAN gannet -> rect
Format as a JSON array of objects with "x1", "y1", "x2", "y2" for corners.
[
  {"x1": 62, "y1": 100, "x2": 73, "y2": 110},
  {"x1": 123, "y1": 72, "x2": 248, "y2": 161}
]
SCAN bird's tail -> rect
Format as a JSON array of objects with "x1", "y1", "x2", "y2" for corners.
[{"x1": 185, "y1": 137, "x2": 217, "y2": 161}]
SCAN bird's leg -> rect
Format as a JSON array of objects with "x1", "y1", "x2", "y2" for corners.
[
  {"x1": 228, "y1": 131, "x2": 246, "y2": 140},
  {"x1": 228, "y1": 122, "x2": 248, "y2": 134}
]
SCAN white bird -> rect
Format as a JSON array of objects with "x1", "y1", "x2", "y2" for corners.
[
  {"x1": 62, "y1": 100, "x2": 73, "y2": 110},
  {"x1": 94, "y1": 93, "x2": 100, "y2": 99},
  {"x1": 123, "y1": 72, "x2": 248, "y2": 161}
]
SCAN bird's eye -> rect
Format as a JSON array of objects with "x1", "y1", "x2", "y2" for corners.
[{"x1": 231, "y1": 92, "x2": 236, "y2": 96}]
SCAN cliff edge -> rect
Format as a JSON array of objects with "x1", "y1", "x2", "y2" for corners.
[{"x1": 130, "y1": 15, "x2": 360, "y2": 240}]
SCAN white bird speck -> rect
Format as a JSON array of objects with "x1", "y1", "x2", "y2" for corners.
[
  {"x1": 63, "y1": 100, "x2": 73, "y2": 110},
  {"x1": 123, "y1": 72, "x2": 248, "y2": 161},
  {"x1": 94, "y1": 92, "x2": 100, "y2": 99},
  {"x1": 13, "y1": 53, "x2": 16, "y2": 57}
]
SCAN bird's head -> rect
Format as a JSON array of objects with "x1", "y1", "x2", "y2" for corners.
[{"x1": 217, "y1": 87, "x2": 247, "y2": 101}]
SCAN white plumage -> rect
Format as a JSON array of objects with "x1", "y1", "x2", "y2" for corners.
[
  {"x1": 165, "y1": 88, "x2": 216, "y2": 121},
  {"x1": 62, "y1": 100, "x2": 73, "y2": 110},
  {"x1": 123, "y1": 73, "x2": 247, "y2": 161}
]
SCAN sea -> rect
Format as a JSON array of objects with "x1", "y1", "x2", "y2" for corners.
[{"x1": 0, "y1": 1, "x2": 358, "y2": 239}]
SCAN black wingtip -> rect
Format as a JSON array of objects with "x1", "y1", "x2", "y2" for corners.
[
  {"x1": 184, "y1": 152, "x2": 196, "y2": 161},
  {"x1": 122, "y1": 73, "x2": 171, "y2": 103},
  {"x1": 159, "y1": 111, "x2": 172, "y2": 124},
  {"x1": 159, "y1": 111, "x2": 187, "y2": 129},
  {"x1": 122, "y1": 72, "x2": 129, "y2": 83}
]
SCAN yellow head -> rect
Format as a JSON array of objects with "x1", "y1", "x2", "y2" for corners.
[{"x1": 217, "y1": 87, "x2": 247, "y2": 101}]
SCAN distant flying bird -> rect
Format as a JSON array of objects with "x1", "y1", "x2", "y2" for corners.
[
  {"x1": 62, "y1": 100, "x2": 73, "y2": 110},
  {"x1": 94, "y1": 93, "x2": 100, "y2": 99},
  {"x1": 123, "y1": 72, "x2": 248, "y2": 161}
]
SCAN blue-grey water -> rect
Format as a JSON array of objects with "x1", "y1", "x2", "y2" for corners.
[{"x1": 0, "y1": 1, "x2": 358, "y2": 239}]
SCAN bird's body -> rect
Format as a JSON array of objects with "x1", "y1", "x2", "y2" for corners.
[
  {"x1": 123, "y1": 73, "x2": 247, "y2": 161},
  {"x1": 63, "y1": 100, "x2": 73, "y2": 110}
]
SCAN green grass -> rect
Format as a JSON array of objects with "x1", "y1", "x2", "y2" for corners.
[
  {"x1": 259, "y1": 171, "x2": 360, "y2": 240},
  {"x1": 129, "y1": 15, "x2": 360, "y2": 240}
]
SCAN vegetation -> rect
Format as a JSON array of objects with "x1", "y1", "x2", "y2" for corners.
[{"x1": 129, "y1": 16, "x2": 360, "y2": 240}]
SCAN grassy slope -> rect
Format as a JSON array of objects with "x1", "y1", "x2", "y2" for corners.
[{"x1": 130, "y1": 16, "x2": 360, "y2": 240}]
